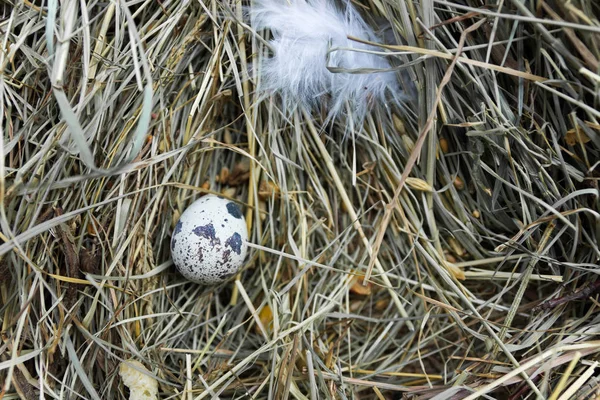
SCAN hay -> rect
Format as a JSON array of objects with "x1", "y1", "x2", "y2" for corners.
[{"x1": 1, "y1": 0, "x2": 599, "y2": 398}]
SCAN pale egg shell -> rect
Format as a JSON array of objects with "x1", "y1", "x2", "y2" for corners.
[{"x1": 171, "y1": 194, "x2": 248, "y2": 284}]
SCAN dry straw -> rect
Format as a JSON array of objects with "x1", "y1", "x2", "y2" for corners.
[{"x1": 1, "y1": 0, "x2": 599, "y2": 398}]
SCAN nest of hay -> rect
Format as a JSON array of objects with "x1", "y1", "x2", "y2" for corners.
[{"x1": 2, "y1": 0, "x2": 599, "y2": 398}]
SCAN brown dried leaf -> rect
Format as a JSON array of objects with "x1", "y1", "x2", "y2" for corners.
[
  {"x1": 258, "y1": 180, "x2": 279, "y2": 200},
  {"x1": 350, "y1": 275, "x2": 372, "y2": 296},
  {"x1": 256, "y1": 304, "x2": 274, "y2": 334},
  {"x1": 453, "y1": 176, "x2": 465, "y2": 191},
  {"x1": 217, "y1": 167, "x2": 229, "y2": 183},
  {"x1": 374, "y1": 298, "x2": 389, "y2": 311},
  {"x1": 565, "y1": 128, "x2": 592, "y2": 146},
  {"x1": 439, "y1": 137, "x2": 449, "y2": 153},
  {"x1": 80, "y1": 240, "x2": 100, "y2": 275},
  {"x1": 227, "y1": 160, "x2": 251, "y2": 186}
]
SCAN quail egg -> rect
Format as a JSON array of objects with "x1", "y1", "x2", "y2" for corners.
[{"x1": 171, "y1": 194, "x2": 248, "y2": 284}]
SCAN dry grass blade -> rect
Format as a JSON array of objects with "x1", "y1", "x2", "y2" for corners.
[{"x1": 1, "y1": 0, "x2": 599, "y2": 398}]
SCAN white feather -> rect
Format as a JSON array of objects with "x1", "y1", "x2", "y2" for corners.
[{"x1": 251, "y1": 0, "x2": 402, "y2": 121}]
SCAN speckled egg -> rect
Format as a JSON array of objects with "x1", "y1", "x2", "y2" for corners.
[{"x1": 171, "y1": 194, "x2": 248, "y2": 284}]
